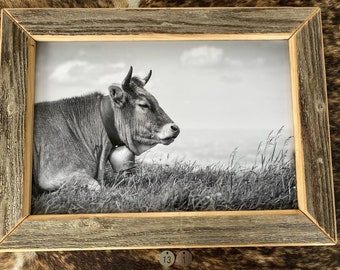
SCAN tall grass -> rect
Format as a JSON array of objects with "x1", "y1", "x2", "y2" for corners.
[{"x1": 32, "y1": 128, "x2": 297, "y2": 214}]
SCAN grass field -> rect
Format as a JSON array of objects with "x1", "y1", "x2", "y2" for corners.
[{"x1": 31, "y1": 129, "x2": 297, "y2": 214}]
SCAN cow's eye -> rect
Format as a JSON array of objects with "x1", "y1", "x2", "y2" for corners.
[{"x1": 138, "y1": 102, "x2": 149, "y2": 109}]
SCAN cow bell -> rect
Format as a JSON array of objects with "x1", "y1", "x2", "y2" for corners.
[{"x1": 109, "y1": 145, "x2": 135, "y2": 172}]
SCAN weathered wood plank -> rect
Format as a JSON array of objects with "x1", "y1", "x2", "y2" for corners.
[
  {"x1": 295, "y1": 11, "x2": 336, "y2": 240},
  {"x1": 0, "y1": 11, "x2": 28, "y2": 238},
  {"x1": 6, "y1": 8, "x2": 316, "y2": 39},
  {"x1": 0, "y1": 211, "x2": 331, "y2": 251},
  {"x1": 21, "y1": 37, "x2": 35, "y2": 217}
]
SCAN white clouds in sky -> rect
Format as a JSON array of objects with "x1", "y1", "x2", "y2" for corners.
[
  {"x1": 41, "y1": 58, "x2": 128, "y2": 101},
  {"x1": 224, "y1": 57, "x2": 243, "y2": 67},
  {"x1": 49, "y1": 60, "x2": 89, "y2": 82},
  {"x1": 49, "y1": 60, "x2": 127, "y2": 83},
  {"x1": 180, "y1": 45, "x2": 268, "y2": 74},
  {"x1": 96, "y1": 62, "x2": 128, "y2": 86},
  {"x1": 180, "y1": 46, "x2": 224, "y2": 68}
]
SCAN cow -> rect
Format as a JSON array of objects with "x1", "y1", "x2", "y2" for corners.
[{"x1": 33, "y1": 66, "x2": 180, "y2": 191}]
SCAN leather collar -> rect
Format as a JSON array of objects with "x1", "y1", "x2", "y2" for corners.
[{"x1": 100, "y1": 96, "x2": 125, "y2": 147}]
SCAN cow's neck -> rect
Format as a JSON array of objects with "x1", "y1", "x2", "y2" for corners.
[{"x1": 100, "y1": 96, "x2": 125, "y2": 148}]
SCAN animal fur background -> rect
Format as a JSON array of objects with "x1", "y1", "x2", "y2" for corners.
[{"x1": 0, "y1": 0, "x2": 339, "y2": 269}]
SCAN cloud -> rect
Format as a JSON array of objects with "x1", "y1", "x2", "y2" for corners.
[
  {"x1": 179, "y1": 46, "x2": 266, "y2": 69},
  {"x1": 224, "y1": 57, "x2": 266, "y2": 68},
  {"x1": 109, "y1": 62, "x2": 127, "y2": 70},
  {"x1": 97, "y1": 63, "x2": 128, "y2": 86},
  {"x1": 220, "y1": 72, "x2": 243, "y2": 84},
  {"x1": 224, "y1": 57, "x2": 243, "y2": 67},
  {"x1": 180, "y1": 46, "x2": 224, "y2": 68},
  {"x1": 249, "y1": 57, "x2": 266, "y2": 66},
  {"x1": 48, "y1": 60, "x2": 129, "y2": 87},
  {"x1": 179, "y1": 46, "x2": 267, "y2": 70},
  {"x1": 49, "y1": 60, "x2": 91, "y2": 82}
]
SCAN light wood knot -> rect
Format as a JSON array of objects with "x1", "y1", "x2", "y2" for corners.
[
  {"x1": 316, "y1": 102, "x2": 325, "y2": 112},
  {"x1": 316, "y1": 157, "x2": 324, "y2": 165},
  {"x1": 71, "y1": 219, "x2": 101, "y2": 231},
  {"x1": 7, "y1": 101, "x2": 17, "y2": 116}
]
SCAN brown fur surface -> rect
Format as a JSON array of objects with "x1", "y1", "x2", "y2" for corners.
[
  {"x1": 1, "y1": 245, "x2": 340, "y2": 269},
  {"x1": 0, "y1": 0, "x2": 339, "y2": 269}
]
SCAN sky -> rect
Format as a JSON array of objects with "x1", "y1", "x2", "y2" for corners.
[{"x1": 35, "y1": 40, "x2": 294, "y2": 166}]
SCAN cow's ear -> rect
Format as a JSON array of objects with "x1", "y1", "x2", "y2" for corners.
[{"x1": 109, "y1": 85, "x2": 126, "y2": 107}]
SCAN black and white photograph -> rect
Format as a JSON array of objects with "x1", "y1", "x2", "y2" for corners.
[{"x1": 32, "y1": 40, "x2": 297, "y2": 214}]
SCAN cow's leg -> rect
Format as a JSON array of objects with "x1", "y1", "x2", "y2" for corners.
[
  {"x1": 69, "y1": 171, "x2": 101, "y2": 191},
  {"x1": 38, "y1": 169, "x2": 100, "y2": 191},
  {"x1": 97, "y1": 140, "x2": 113, "y2": 186}
]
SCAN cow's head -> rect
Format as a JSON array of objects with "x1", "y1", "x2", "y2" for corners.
[{"x1": 108, "y1": 66, "x2": 180, "y2": 155}]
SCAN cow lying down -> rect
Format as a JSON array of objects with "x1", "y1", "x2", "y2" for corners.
[{"x1": 33, "y1": 67, "x2": 180, "y2": 191}]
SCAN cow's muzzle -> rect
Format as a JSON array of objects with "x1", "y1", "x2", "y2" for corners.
[{"x1": 158, "y1": 123, "x2": 180, "y2": 145}]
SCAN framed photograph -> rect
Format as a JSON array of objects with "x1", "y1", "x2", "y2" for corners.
[{"x1": 0, "y1": 7, "x2": 336, "y2": 251}]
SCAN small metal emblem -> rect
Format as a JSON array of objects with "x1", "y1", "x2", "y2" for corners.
[
  {"x1": 176, "y1": 250, "x2": 193, "y2": 267},
  {"x1": 159, "y1": 250, "x2": 176, "y2": 267}
]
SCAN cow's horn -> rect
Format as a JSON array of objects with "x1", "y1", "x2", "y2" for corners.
[
  {"x1": 143, "y1": 70, "x2": 152, "y2": 85},
  {"x1": 122, "y1": 66, "x2": 133, "y2": 90}
]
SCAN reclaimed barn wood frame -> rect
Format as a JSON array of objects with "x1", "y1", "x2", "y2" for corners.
[{"x1": 0, "y1": 7, "x2": 336, "y2": 251}]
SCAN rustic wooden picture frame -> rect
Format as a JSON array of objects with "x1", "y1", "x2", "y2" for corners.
[{"x1": 0, "y1": 7, "x2": 336, "y2": 251}]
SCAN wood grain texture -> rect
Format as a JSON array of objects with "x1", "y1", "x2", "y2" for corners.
[
  {"x1": 0, "y1": 211, "x2": 330, "y2": 251},
  {"x1": 21, "y1": 37, "x2": 35, "y2": 217},
  {"x1": 295, "y1": 11, "x2": 336, "y2": 240},
  {"x1": 0, "y1": 0, "x2": 339, "y2": 268},
  {"x1": 0, "y1": 12, "x2": 27, "y2": 239},
  {"x1": 6, "y1": 7, "x2": 315, "y2": 39}
]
